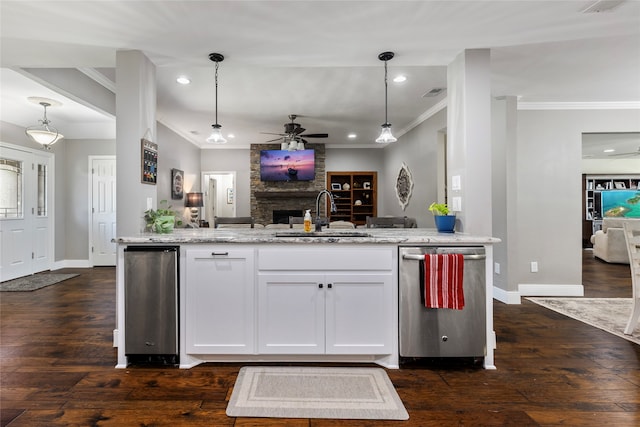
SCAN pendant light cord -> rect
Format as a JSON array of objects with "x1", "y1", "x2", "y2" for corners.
[
  {"x1": 384, "y1": 59, "x2": 389, "y2": 125},
  {"x1": 214, "y1": 61, "x2": 219, "y2": 125}
]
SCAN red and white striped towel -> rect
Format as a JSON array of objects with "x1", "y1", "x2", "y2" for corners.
[{"x1": 424, "y1": 254, "x2": 465, "y2": 310}]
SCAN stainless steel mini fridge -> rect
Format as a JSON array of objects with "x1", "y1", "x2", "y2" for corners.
[{"x1": 124, "y1": 246, "x2": 179, "y2": 363}]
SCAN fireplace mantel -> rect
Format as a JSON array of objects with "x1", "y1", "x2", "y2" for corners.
[{"x1": 254, "y1": 191, "x2": 319, "y2": 199}]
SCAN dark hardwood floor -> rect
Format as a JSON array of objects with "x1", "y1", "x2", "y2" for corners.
[{"x1": 1, "y1": 251, "x2": 638, "y2": 426}]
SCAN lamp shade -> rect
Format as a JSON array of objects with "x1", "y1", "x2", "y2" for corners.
[{"x1": 185, "y1": 192, "x2": 204, "y2": 207}]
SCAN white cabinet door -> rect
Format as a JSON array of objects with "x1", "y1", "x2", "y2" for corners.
[
  {"x1": 185, "y1": 248, "x2": 255, "y2": 354},
  {"x1": 258, "y1": 272, "x2": 393, "y2": 355},
  {"x1": 325, "y1": 273, "x2": 393, "y2": 355},
  {"x1": 258, "y1": 274, "x2": 324, "y2": 354}
]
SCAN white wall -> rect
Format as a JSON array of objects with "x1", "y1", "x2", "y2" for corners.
[
  {"x1": 156, "y1": 123, "x2": 202, "y2": 223},
  {"x1": 515, "y1": 108, "x2": 640, "y2": 296},
  {"x1": 380, "y1": 109, "x2": 447, "y2": 227},
  {"x1": 200, "y1": 149, "x2": 252, "y2": 216},
  {"x1": 64, "y1": 139, "x2": 115, "y2": 261}
]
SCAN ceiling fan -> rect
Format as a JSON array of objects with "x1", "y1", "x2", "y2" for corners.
[
  {"x1": 261, "y1": 114, "x2": 328, "y2": 150},
  {"x1": 608, "y1": 146, "x2": 640, "y2": 157}
]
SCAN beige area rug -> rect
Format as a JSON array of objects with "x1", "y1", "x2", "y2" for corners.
[
  {"x1": 0, "y1": 273, "x2": 78, "y2": 292},
  {"x1": 527, "y1": 297, "x2": 639, "y2": 345},
  {"x1": 226, "y1": 366, "x2": 409, "y2": 420}
]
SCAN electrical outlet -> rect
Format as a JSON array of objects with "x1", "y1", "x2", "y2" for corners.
[
  {"x1": 494, "y1": 262, "x2": 500, "y2": 274},
  {"x1": 530, "y1": 261, "x2": 538, "y2": 273}
]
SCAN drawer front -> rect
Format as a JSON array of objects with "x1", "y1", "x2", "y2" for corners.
[{"x1": 258, "y1": 246, "x2": 394, "y2": 271}]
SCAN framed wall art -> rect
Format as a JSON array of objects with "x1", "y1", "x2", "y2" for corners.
[
  {"x1": 395, "y1": 162, "x2": 413, "y2": 210},
  {"x1": 171, "y1": 168, "x2": 184, "y2": 200}
]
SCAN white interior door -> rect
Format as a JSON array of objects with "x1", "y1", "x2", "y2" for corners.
[
  {"x1": 207, "y1": 178, "x2": 217, "y2": 223},
  {"x1": 0, "y1": 144, "x2": 53, "y2": 282},
  {"x1": 90, "y1": 156, "x2": 116, "y2": 266}
]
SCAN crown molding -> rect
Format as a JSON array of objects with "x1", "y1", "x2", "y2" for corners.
[{"x1": 518, "y1": 101, "x2": 640, "y2": 110}]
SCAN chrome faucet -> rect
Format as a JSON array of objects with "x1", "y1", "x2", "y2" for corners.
[{"x1": 315, "y1": 189, "x2": 336, "y2": 231}]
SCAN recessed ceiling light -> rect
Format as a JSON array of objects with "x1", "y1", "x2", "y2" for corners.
[
  {"x1": 348, "y1": 133, "x2": 357, "y2": 139},
  {"x1": 176, "y1": 76, "x2": 191, "y2": 85},
  {"x1": 393, "y1": 75, "x2": 407, "y2": 83},
  {"x1": 227, "y1": 134, "x2": 235, "y2": 138},
  {"x1": 603, "y1": 148, "x2": 615, "y2": 153}
]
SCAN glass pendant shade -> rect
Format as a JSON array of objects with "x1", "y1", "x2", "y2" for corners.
[
  {"x1": 288, "y1": 139, "x2": 298, "y2": 151},
  {"x1": 375, "y1": 123, "x2": 397, "y2": 143},
  {"x1": 25, "y1": 102, "x2": 64, "y2": 149},
  {"x1": 297, "y1": 140, "x2": 305, "y2": 151},
  {"x1": 26, "y1": 128, "x2": 64, "y2": 146},
  {"x1": 206, "y1": 124, "x2": 227, "y2": 144}
]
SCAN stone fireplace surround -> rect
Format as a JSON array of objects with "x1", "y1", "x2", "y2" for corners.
[{"x1": 250, "y1": 143, "x2": 326, "y2": 225}]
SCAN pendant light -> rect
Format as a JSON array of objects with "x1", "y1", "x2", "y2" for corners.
[
  {"x1": 375, "y1": 51, "x2": 397, "y2": 144},
  {"x1": 25, "y1": 101, "x2": 64, "y2": 149},
  {"x1": 206, "y1": 52, "x2": 227, "y2": 144}
]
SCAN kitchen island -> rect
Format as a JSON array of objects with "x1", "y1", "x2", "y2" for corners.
[{"x1": 114, "y1": 228, "x2": 500, "y2": 369}]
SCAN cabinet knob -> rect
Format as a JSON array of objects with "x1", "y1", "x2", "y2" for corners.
[
  {"x1": 319, "y1": 283, "x2": 323, "y2": 289},
  {"x1": 211, "y1": 252, "x2": 229, "y2": 257},
  {"x1": 328, "y1": 283, "x2": 333, "y2": 289}
]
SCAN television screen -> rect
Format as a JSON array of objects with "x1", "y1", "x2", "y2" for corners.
[
  {"x1": 260, "y1": 149, "x2": 315, "y2": 181},
  {"x1": 601, "y1": 190, "x2": 640, "y2": 218}
]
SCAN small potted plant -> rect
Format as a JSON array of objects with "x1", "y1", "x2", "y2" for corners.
[
  {"x1": 144, "y1": 200, "x2": 183, "y2": 233},
  {"x1": 428, "y1": 202, "x2": 456, "y2": 233}
]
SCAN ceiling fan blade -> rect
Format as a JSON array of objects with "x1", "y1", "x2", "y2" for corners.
[
  {"x1": 265, "y1": 137, "x2": 284, "y2": 143},
  {"x1": 292, "y1": 127, "x2": 306, "y2": 136},
  {"x1": 301, "y1": 133, "x2": 329, "y2": 138},
  {"x1": 260, "y1": 132, "x2": 287, "y2": 136},
  {"x1": 608, "y1": 151, "x2": 640, "y2": 157}
]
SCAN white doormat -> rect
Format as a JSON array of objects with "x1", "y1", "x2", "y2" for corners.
[{"x1": 226, "y1": 366, "x2": 409, "y2": 420}]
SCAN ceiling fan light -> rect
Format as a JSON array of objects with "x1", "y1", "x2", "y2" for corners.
[
  {"x1": 376, "y1": 124, "x2": 397, "y2": 143},
  {"x1": 281, "y1": 141, "x2": 289, "y2": 150},
  {"x1": 288, "y1": 139, "x2": 298, "y2": 151},
  {"x1": 297, "y1": 140, "x2": 305, "y2": 151},
  {"x1": 206, "y1": 124, "x2": 227, "y2": 144}
]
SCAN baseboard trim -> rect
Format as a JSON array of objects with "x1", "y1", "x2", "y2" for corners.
[
  {"x1": 51, "y1": 260, "x2": 92, "y2": 270},
  {"x1": 518, "y1": 284, "x2": 584, "y2": 297},
  {"x1": 493, "y1": 286, "x2": 522, "y2": 304}
]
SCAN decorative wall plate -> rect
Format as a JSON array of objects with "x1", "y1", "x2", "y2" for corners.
[{"x1": 395, "y1": 162, "x2": 413, "y2": 210}]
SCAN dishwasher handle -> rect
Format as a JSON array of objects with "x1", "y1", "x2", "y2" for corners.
[{"x1": 402, "y1": 253, "x2": 485, "y2": 261}]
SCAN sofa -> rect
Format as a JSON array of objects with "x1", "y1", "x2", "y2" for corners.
[{"x1": 590, "y1": 218, "x2": 639, "y2": 264}]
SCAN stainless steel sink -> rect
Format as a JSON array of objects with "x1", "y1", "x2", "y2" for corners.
[{"x1": 275, "y1": 231, "x2": 372, "y2": 238}]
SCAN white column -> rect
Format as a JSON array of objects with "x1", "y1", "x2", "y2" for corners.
[
  {"x1": 115, "y1": 50, "x2": 157, "y2": 236},
  {"x1": 446, "y1": 49, "x2": 492, "y2": 236}
]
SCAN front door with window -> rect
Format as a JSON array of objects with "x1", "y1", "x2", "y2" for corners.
[{"x1": 0, "y1": 144, "x2": 53, "y2": 281}]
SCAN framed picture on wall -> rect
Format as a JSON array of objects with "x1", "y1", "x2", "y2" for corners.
[{"x1": 171, "y1": 168, "x2": 184, "y2": 199}]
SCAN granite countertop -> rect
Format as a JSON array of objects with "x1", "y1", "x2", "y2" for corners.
[{"x1": 115, "y1": 228, "x2": 500, "y2": 245}]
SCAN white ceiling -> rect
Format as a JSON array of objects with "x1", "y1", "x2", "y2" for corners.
[{"x1": 1, "y1": 1, "x2": 639, "y2": 151}]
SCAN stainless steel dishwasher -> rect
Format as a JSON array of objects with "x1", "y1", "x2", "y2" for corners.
[
  {"x1": 124, "y1": 246, "x2": 179, "y2": 364},
  {"x1": 399, "y1": 246, "x2": 486, "y2": 358}
]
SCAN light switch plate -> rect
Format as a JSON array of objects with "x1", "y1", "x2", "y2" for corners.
[
  {"x1": 452, "y1": 197, "x2": 462, "y2": 212},
  {"x1": 146, "y1": 197, "x2": 153, "y2": 210},
  {"x1": 452, "y1": 175, "x2": 461, "y2": 191}
]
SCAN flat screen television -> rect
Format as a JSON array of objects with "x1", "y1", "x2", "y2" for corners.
[
  {"x1": 260, "y1": 149, "x2": 315, "y2": 181},
  {"x1": 601, "y1": 189, "x2": 640, "y2": 218}
]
